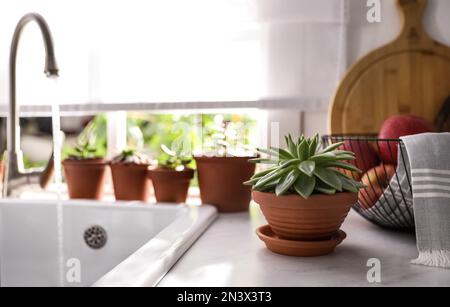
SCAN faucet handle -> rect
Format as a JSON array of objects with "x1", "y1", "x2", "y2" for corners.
[
  {"x1": 39, "y1": 152, "x2": 54, "y2": 189},
  {"x1": 40, "y1": 131, "x2": 66, "y2": 190}
]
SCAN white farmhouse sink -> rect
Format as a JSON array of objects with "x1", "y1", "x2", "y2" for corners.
[{"x1": 0, "y1": 200, "x2": 217, "y2": 287}]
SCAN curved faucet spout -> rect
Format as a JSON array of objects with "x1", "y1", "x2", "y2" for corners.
[
  {"x1": 9, "y1": 12, "x2": 59, "y2": 153},
  {"x1": 4, "y1": 13, "x2": 59, "y2": 197}
]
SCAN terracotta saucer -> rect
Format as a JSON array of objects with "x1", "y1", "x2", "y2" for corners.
[{"x1": 256, "y1": 225, "x2": 347, "y2": 257}]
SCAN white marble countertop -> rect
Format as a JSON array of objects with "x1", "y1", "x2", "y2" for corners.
[{"x1": 159, "y1": 203, "x2": 450, "y2": 287}]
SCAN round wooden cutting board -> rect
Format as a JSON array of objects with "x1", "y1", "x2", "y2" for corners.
[{"x1": 329, "y1": 0, "x2": 450, "y2": 134}]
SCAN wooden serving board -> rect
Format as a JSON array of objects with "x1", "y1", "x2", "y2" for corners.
[{"x1": 329, "y1": 0, "x2": 450, "y2": 134}]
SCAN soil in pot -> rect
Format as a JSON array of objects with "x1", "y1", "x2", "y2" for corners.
[
  {"x1": 111, "y1": 162, "x2": 151, "y2": 201},
  {"x1": 252, "y1": 191, "x2": 357, "y2": 241},
  {"x1": 149, "y1": 167, "x2": 194, "y2": 203},
  {"x1": 194, "y1": 156, "x2": 256, "y2": 213},
  {"x1": 63, "y1": 158, "x2": 108, "y2": 200}
]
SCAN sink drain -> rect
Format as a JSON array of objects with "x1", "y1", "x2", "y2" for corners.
[{"x1": 84, "y1": 225, "x2": 107, "y2": 249}]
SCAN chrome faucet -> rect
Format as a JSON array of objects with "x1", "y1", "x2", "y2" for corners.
[{"x1": 2, "y1": 13, "x2": 58, "y2": 197}]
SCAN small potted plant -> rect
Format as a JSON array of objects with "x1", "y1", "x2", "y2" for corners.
[
  {"x1": 194, "y1": 120, "x2": 256, "y2": 213},
  {"x1": 246, "y1": 134, "x2": 364, "y2": 256},
  {"x1": 62, "y1": 137, "x2": 108, "y2": 200},
  {"x1": 148, "y1": 144, "x2": 194, "y2": 203},
  {"x1": 110, "y1": 148, "x2": 152, "y2": 201}
]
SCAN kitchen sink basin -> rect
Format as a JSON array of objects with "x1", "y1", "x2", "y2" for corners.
[{"x1": 0, "y1": 199, "x2": 217, "y2": 287}]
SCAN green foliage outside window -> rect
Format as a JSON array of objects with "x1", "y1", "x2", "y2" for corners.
[{"x1": 63, "y1": 113, "x2": 258, "y2": 162}]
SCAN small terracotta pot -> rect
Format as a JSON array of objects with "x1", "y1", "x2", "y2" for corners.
[
  {"x1": 252, "y1": 191, "x2": 357, "y2": 241},
  {"x1": 195, "y1": 156, "x2": 256, "y2": 213},
  {"x1": 62, "y1": 158, "x2": 108, "y2": 200},
  {"x1": 149, "y1": 167, "x2": 194, "y2": 203},
  {"x1": 110, "y1": 162, "x2": 151, "y2": 201}
]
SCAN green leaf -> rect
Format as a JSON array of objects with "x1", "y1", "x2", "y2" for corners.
[
  {"x1": 243, "y1": 177, "x2": 261, "y2": 186},
  {"x1": 315, "y1": 186, "x2": 337, "y2": 195},
  {"x1": 296, "y1": 135, "x2": 305, "y2": 147},
  {"x1": 322, "y1": 161, "x2": 362, "y2": 174},
  {"x1": 297, "y1": 139, "x2": 309, "y2": 161},
  {"x1": 309, "y1": 136, "x2": 318, "y2": 157},
  {"x1": 279, "y1": 159, "x2": 301, "y2": 169},
  {"x1": 333, "y1": 154, "x2": 356, "y2": 161},
  {"x1": 309, "y1": 152, "x2": 336, "y2": 162},
  {"x1": 161, "y1": 144, "x2": 176, "y2": 157},
  {"x1": 334, "y1": 150, "x2": 356, "y2": 156},
  {"x1": 293, "y1": 172, "x2": 316, "y2": 198},
  {"x1": 257, "y1": 148, "x2": 279, "y2": 157},
  {"x1": 299, "y1": 160, "x2": 315, "y2": 177},
  {"x1": 275, "y1": 169, "x2": 300, "y2": 196},
  {"x1": 320, "y1": 142, "x2": 344, "y2": 154},
  {"x1": 254, "y1": 167, "x2": 293, "y2": 190},
  {"x1": 314, "y1": 179, "x2": 337, "y2": 194},
  {"x1": 273, "y1": 147, "x2": 295, "y2": 159},
  {"x1": 249, "y1": 158, "x2": 278, "y2": 165},
  {"x1": 334, "y1": 171, "x2": 365, "y2": 190},
  {"x1": 256, "y1": 182, "x2": 278, "y2": 192},
  {"x1": 314, "y1": 167, "x2": 343, "y2": 191},
  {"x1": 338, "y1": 174, "x2": 359, "y2": 193},
  {"x1": 245, "y1": 167, "x2": 278, "y2": 185},
  {"x1": 287, "y1": 135, "x2": 297, "y2": 157},
  {"x1": 250, "y1": 167, "x2": 277, "y2": 180}
]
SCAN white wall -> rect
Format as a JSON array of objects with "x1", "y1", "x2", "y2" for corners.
[{"x1": 302, "y1": 0, "x2": 450, "y2": 136}]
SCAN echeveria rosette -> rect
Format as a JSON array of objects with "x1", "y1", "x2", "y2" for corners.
[
  {"x1": 244, "y1": 134, "x2": 365, "y2": 198},
  {"x1": 158, "y1": 144, "x2": 192, "y2": 170},
  {"x1": 111, "y1": 148, "x2": 150, "y2": 165},
  {"x1": 68, "y1": 138, "x2": 102, "y2": 160}
]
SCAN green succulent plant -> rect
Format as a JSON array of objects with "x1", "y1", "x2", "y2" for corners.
[
  {"x1": 111, "y1": 148, "x2": 150, "y2": 165},
  {"x1": 67, "y1": 138, "x2": 101, "y2": 160},
  {"x1": 244, "y1": 134, "x2": 365, "y2": 198},
  {"x1": 158, "y1": 144, "x2": 192, "y2": 170}
]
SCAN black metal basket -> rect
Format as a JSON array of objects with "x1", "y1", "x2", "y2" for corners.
[{"x1": 323, "y1": 135, "x2": 414, "y2": 232}]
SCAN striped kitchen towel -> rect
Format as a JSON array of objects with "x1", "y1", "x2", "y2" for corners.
[{"x1": 401, "y1": 133, "x2": 450, "y2": 269}]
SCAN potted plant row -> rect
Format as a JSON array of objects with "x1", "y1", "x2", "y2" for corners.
[
  {"x1": 63, "y1": 137, "x2": 152, "y2": 201},
  {"x1": 148, "y1": 144, "x2": 194, "y2": 204},
  {"x1": 246, "y1": 134, "x2": 364, "y2": 257}
]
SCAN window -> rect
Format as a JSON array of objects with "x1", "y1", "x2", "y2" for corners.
[
  {"x1": 16, "y1": 110, "x2": 263, "y2": 167},
  {"x1": 0, "y1": 0, "x2": 348, "y2": 115}
]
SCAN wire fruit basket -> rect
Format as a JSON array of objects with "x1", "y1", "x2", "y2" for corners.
[{"x1": 323, "y1": 135, "x2": 415, "y2": 232}]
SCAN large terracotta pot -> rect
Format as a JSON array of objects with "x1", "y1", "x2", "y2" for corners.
[
  {"x1": 111, "y1": 162, "x2": 151, "y2": 201},
  {"x1": 194, "y1": 156, "x2": 256, "y2": 213},
  {"x1": 149, "y1": 167, "x2": 194, "y2": 203},
  {"x1": 62, "y1": 158, "x2": 108, "y2": 200},
  {"x1": 252, "y1": 191, "x2": 357, "y2": 241}
]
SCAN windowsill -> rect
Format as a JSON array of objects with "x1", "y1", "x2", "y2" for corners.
[
  {"x1": 12, "y1": 183, "x2": 203, "y2": 206},
  {"x1": 0, "y1": 97, "x2": 328, "y2": 117}
]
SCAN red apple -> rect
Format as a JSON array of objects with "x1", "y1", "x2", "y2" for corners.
[
  {"x1": 358, "y1": 164, "x2": 396, "y2": 210},
  {"x1": 378, "y1": 115, "x2": 435, "y2": 164},
  {"x1": 358, "y1": 186, "x2": 384, "y2": 210},
  {"x1": 339, "y1": 140, "x2": 379, "y2": 180}
]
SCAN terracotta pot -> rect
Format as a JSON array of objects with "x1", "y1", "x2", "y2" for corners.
[
  {"x1": 194, "y1": 156, "x2": 256, "y2": 213},
  {"x1": 111, "y1": 162, "x2": 151, "y2": 201},
  {"x1": 149, "y1": 167, "x2": 194, "y2": 203},
  {"x1": 62, "y1": 158, "x2": 108, "y2": 200},
  {"x1": 252, "y1": 191, "x2": 357, "y2": 241}
]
